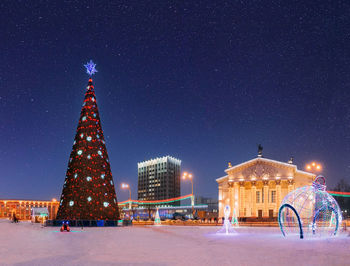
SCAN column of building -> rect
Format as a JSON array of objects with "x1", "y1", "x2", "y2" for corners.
[
  {"x1": 234, "y1": 182, "x2": 239, "y2": 217},
  {"x1": 239, "y1": 182, "x2": 245, "y2": 217},
  {"x1": 228, "y1": 181, "x2": 234, "y2": 217},
  {"x1": 251, "y1": 181, "x2": 256, "y2": 217},
  {"x1": 276, "y1": 180, "x2": 282, "y2": 214},
  {"x1": 263, "y1": 180, "x2": 269, "y2": 217}
]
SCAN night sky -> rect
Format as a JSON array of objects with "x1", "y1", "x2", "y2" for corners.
[{"x1": 1, "y1": 1, "x2": 349, "y2": 201}]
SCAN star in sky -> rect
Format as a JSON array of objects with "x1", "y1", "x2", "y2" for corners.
[{"x1": 84, "y1": 60, "x2": 98, "y2": 76}]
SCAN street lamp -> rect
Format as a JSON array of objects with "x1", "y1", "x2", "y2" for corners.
[
  {"x1": 182, "y1": 172, "x2": 194, "y2": 217},
  {"x1": 305, "y1": 162, "x2": 322, "y2": 173},
  {"x1": 121, "y1": 183, "x2": 132, "y2": 211}
]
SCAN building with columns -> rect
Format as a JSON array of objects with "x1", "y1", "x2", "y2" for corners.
[
  {"x1": 216, "y1": 155, "x2": 315, "y2": 219},
  {"x1": 0, "y1": 199, "x2": 59, "y2": 220}
]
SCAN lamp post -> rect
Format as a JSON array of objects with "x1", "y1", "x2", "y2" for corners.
[
  {"x1": 305, "y1": 162, "x2": 322, "y2": 175},
  {"x1": 121, "y1": 183, "x2": 132, "y2": 216},
  {"x1": 182, "y1": 172, "x2": 194, "y2": 217}
]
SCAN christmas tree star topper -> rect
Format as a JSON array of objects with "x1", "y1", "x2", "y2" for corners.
[{"x1": 84, "y1": 60, "x2": 98, "y2": 76}]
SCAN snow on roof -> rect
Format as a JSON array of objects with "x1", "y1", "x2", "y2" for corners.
[{"x1": 216, "y1": 157, "x2": 315, "y2": 182}]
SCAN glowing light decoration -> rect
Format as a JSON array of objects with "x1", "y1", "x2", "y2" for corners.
[
  {"x1": 74, "y1": 173, "x2": 78, "y2": 179},
  {"x1": 87, "y1": 136, "x2": 92, "y2": 141},
  {"x1": 87, "y1": 196, "x2": 92, "y2": 202},
  {"x1": 87, "y1": 154, "x2": 91, "y2": 159},
  {"x1": 80, "y1": 133, "x2": 84, "y2": 138},
  {"x1": 98, "y1": 151, "x2": 102, "y2": 156},
  {"x1": 86, "y1": 176, "x2": 92, "y2": 181},
  {"x1": 82, "y1": 116, "x2": 86, "y2": 121},
  {"x1": 100, "y1": 174, "x2": 105, "y2": 179},
  {"x1": 278, "y1": 175, "x2": 342, "y2": 239},
  {"x1": 103, "y1": 202, "x2": 109, "y2": 207},
  {"x1": 231, "y1": 208, "x2": 239, "y2": 227},
  {"x1": 216, "y1": 205, "x2": 236, "y2": 235},
  {"x1": 154, "y1": 208, "x2": 161, "y2": 226},
  {"x1": 69, "y1": 201, "x2": 74, "y2": 206},
  {"x1": 84, "y1": 60, "x2": 98, "y2": 76},
  {"x1": 77, "y1": 150, "x2": 83, "y2": 155}
]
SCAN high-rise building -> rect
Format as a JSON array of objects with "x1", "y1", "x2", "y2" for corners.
[{"x1": 137, "y1": 156, "x2": 181, "y2": 202}]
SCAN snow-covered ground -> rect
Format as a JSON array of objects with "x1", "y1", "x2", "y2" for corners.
[{"x1": 0, "y1": 219, "x2": 349, "y2": 266}]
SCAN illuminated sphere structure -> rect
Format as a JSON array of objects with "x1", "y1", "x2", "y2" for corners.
[{"x1": 278, "y1": 176, "x2": 342, "y2": 239}]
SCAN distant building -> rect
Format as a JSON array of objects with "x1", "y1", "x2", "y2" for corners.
[
  {"x1": 195, "y1": 196, "x2": 218, "y2": 213},
  {"x1": 0, "y1": 199, "x2": 59, "y2": 220},
  {"x1": 138, "y1": 156, "x2": 181, "y2": 202}
]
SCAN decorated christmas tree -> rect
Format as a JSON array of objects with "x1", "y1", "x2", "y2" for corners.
[
  {"x1": 154, "y1": 208, "x2": 161, "y2": 226},
  {"x1": 231, "y1": 208, "x2": 239, "y2": 227},
  {"x1": 56, "y1": 60, "x2": 119, "y2": 221}
]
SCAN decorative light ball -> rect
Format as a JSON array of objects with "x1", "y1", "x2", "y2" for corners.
[
  {"x1": 77, "y1": 150, "x2": 83, "y2": 155},
  {"x1": 87, "y1": 136, "x2": 92, "y2": 141},
  {"x1": 86, "y1": 176, "x2": 92, "y2": 181},
  {"x1": 98, "y1": 151, "x2": 102, "y2": 156},
  {"x1": 74, "y1": 173, "x2": 78, "y2": 179},
  {"x1": 100, "y1": 174, "x2": 105, "y2": 179},
  {"x1": 103, "y1": 202, "x2": 109, "y2": 207},
  {"x1": 87, "y1": 196, "x2": 92, "y2": 202},
  {"x1": 87, "y1": 154, "x2": 91, "y2": 159},
  {"x1": 82, "y1": 116, "x2": 86, "y2": 121},
  {"x1": 278, "y1": 176, "x2": 342, "y2": 239},
  {"x1": 80, "y1": 133, "x2": 84, "y2": 138},
  {"x1": 69, "y1": 201, "x2": 74, "y2": 206}
]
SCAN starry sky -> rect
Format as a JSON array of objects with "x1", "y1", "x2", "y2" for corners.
[{"x1": 1, "y1": 1, "x2": 349, "y2": 201}]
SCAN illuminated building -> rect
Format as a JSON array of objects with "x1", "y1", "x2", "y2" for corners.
[
  {"x1": 216, "y1": 151, "x2": 315, "y2": 219},
  {"x1": 137, "y1": 156, "x2": 181, "y2": 202},
  {"x1": 0, "y1": 199, "x2": 59, "y2": 220}
]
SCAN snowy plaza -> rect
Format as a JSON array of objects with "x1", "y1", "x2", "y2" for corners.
[{"x1": 1, "y1": 220, "x2": 349, "y2": 266}]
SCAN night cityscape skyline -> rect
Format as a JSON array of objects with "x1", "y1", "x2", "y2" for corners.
[{"x1": 1, "y1": 1, "x2": 349, "y2": 202}]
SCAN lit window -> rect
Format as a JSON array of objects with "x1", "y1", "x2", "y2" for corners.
[
  {"x1": 271, "y1": 191, "x2": 276, "y2": 203},
  {"x1": 256, "y1": 191, "x2": 260, "y2": 203}
]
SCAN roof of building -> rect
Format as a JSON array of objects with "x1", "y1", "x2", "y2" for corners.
[{"x1": 216, "y1": 156, "x2": 315, "y2": 182}]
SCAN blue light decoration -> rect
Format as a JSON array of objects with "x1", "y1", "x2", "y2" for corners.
[
  {"x1": 84, "y1": 60, "x2": 98, "y2": 76},
  {"x1": 278, "y1": 175, "x2": 342, "y2": 239},
  {"x1": 216, "y1": 205, "x2": 236, "y2": 235}
]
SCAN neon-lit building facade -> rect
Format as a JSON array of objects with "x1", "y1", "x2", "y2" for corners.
[
  {"x1": 216, "y1": 154, "x2": 315, "y2": 219},
  {"x1": 138, "y1": 156, "x2": 181, "y2": 202}
]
